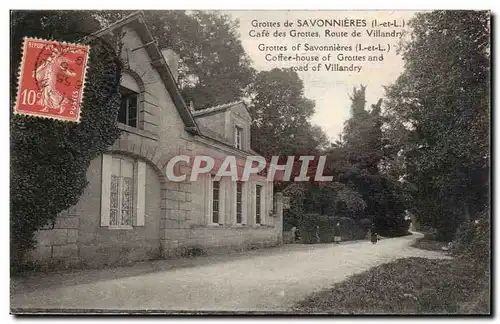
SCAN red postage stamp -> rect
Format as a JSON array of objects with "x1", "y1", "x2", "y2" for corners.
[{"x1": 14, "y1": 37, "x2": 90, "y2": 122}]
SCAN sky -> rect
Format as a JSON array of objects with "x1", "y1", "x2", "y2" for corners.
[{"x1": 226, "y1": 10, "x2": 420, "y2": 141}]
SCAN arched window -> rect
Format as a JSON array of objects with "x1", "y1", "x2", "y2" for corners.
[{"x1": 119, "y1": 71, "x2": 142, "y2": 128}]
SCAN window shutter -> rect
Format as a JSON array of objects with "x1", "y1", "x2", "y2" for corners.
[
  {"x1": 100, "y1": 154, "x2": 112, "y2": 226},
  {"x1": 261, "y1": 185, "x2": 266, "y2": 224},
  {"x1": 234, "y1": 126, "x2": 238, "y2": 148},
  {"x1": 268, "y1": 183, "x2": 273, "y2": 216},
  {"x1": 219, "y1": 179, "x2": 225, "y2": 225},
  {"x1": 134, "y1": 161, "x2": 146, "y2": 226},
  {"x1": 242, "y1": 182, "x2": 247, "y2": 225},
  {"x1": 206, "y1": 175, "x2": 212, "y2": 224}
]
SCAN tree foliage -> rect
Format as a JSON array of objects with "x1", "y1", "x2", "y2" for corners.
[
  {"x1": 248, "y1": 68, "x2": 329, "y2": 157},
  {"x1": 10, "y1": 11, "x2": 123, "y2": 263},
  {"x1": 384, "y1": 10, "x2": 490, "y2": 240},
  {"x1": 272, "y1": 82, "x2": 408, "y2": 236},
  {"x1": 452, "y1": 208, "x2": 490, "y2": 274},
  {"x1": 335, "y1": 86, "x2": 408, "y2": 236},
  {"x1": 303, "y1": 182, "x2": 366, "y2": 219},
  {"x1": 100, "y1": 10, "x2": 255, "y2": 109},
  {"x1": 247, "y1": 68, "x2": 333, "y2": 230}
]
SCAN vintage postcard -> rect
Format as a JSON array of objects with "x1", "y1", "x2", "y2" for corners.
[{"x1": 10, "y1": 9, "x2": 491, "y2": 315}]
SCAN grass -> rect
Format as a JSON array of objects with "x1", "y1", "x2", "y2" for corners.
[
  {"x1": 412, "y1": 237, "x2": 448, "y2": 251},
  {"x1": 292, "y1": 257, "x2": 490, "y2": 314}
]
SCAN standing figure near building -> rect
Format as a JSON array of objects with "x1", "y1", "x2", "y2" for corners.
[
  {"x1": 371, "y1": 223, "x2": 378, "y2": 244},
  {"x1": 334, "y1": 222, "x2": 341, "y2": 244}
]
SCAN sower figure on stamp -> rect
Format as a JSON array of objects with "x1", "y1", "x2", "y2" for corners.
[
  {"x1": 33, "y1": 47, "x2": 76, "y2": 114},
  {"x1": 16, "y1": 37, "x2": 89, "y2": 122}
]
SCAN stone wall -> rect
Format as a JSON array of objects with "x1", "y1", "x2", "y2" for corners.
[
  {"x1": 77, "y1": 156, "x2": 163, "y2": 268},
  {"x1": 26, "y1": 155, "x2": 164, "y2": 269},
  {"x1": 162, "y1": 225, "x2": 281, "y2": 258},
  {"x1": 27, "y1": 205, "x2": 80, "y2": 268}
]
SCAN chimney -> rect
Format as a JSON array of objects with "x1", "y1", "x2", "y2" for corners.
[{"x1": 161, "y1": 48, "x2": 180, "y2": 83}]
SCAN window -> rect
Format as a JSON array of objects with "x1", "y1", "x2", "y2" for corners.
[
  {"x1": 212, "y1": 176, "x2": 220, "y2": 224},
  {"x1": 256, "y1": 184, "x2": 262, "y2": 224},
  {"x1": 236, "y1": 181, "x2": 243, "y2": 224},
  {"x1": 119, "y1": 86, "x2": 138, "y2": 128},
  {"x1": 101, "y1": 154, "x2": 146, "y2": 228},
  {"x1": 110, "y1": 157, "x2": 134, "y2": 226},
  {"x1": 235, "y1": 126, "x2": 243, "y2": 149},
  {"x1": 208, "y1": 175, "x2": 224, "y2": 225}
]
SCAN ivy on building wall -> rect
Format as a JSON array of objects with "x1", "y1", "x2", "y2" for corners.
[{"x1": 10, "y1": 11, "x2": 123, "y2": 267}]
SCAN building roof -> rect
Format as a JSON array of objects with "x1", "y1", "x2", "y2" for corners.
[
  {"x1": 92, "y1": 11, "x2": 200, "y2": 135},
  {"x1": 191, "y1": 100, "x2": 252, "y2": 120},
  {"x1": 191, "y1": 100, "x2": 242, "y2": 116},
  {"x1": 93, "y1": 12, "x2": 260, "y2": 155}
]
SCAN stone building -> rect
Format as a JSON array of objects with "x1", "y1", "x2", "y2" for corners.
[{"x1": 27, "y1": 12, "x2": 283, "y2": 268}]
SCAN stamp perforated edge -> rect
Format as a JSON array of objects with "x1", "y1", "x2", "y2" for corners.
[{"x1": 13, "y1": 36, "x2": 91, "y2": 123}]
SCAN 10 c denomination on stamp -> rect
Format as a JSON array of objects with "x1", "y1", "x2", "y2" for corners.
[{"x1": 14, "y1": 37, "x2": 90, "y2": 122}]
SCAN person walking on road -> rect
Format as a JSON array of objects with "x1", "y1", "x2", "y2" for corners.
[
  {"x1": 371, "y1": 223, "x2": 378, "y2": 244},
  {"x1": 334, "y1": 222, "x2": 341, "y2": 244}
]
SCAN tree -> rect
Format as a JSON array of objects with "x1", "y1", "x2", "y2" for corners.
[
  {"x1": 336, "y1": 85, "x2": 408, "y2": 236},
  {"x1": 310, "y1": 125, "x2": 332, "y2": 152},
  {"x1": 343, "y1": 85, "x2": 384, "y2": 174},
  {"x1": 10, "y1": 11, "x2": 123, "y2": 265},
  {"x1": 384, "y1": 11, "x2": 490, "y2": 240},
  {"x1": 100, "y1": 10, "x2": 256, "y2": 109},
  {"x1": 248, "y1": 68, "x2": 328, "y2": 157},
  {"x1": 246, "y1": 68, "x2": 332, "y2": 230},
  {"x1": 303, "y1": 182, "x2": 366, "y2": 219}
]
